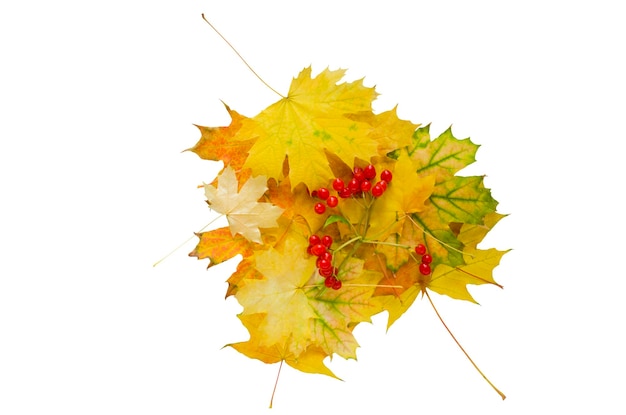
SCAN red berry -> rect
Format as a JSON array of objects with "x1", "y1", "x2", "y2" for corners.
[
  {"x1": 332, "y1": 279, "x2": 342, "y2": 290},
  {"x1": 360, "y1": 180, "x2": 372, "y2": 192},
  {"x1": 422, "y1": 254, "x2": 432, "y2": 264},
  {"x1": 327, "y1": 195, "x2": 338, "y2": 207},
  {"x1": 380, "y1": 169, "x2": 393, "y2": 183},
  {"x1": 377, "y1": 180, "x2": 388, "y2": 192},
  {"x1": 311, "y1": 244, "x2": 326, "y2": 257},
  {"x1": 317, "y1": 258, "x2": 332, "y2": 270},
  {"x1": 317, "y1": 187, "x2": 330, "y2": 200},
  {"x1": 353, "y1": 169, "x2": 365, "y2": 183},
  {"x1": 364, "y1": 164, "x2": 376, "y2": 179},
  {"x1": 419, "y1": 263, "x2": 431, "y2": 275},
  {"x1": 325, "y1": 276, "x2": 336, "y2": 287},
  {"x1": 314, "y1": 202, "x2": 326, "y2": 214},
  {"x1": 320, "y1": 251, "x2": 333, "y2": 261},
  {"x1": 372, "y1": 184, "x2": 384, "y2": 197},
  {"x1": 332, "y1": 178, "x2": 345, "y2": 191},
  {"x1": 339, "y1": 188, "x2": 352, "y2": 198},
  {"x1": 309, "y1": 234, "x2": 321, "y2": 246},
  {"x1": 415, "y1": 244, "x2": 426, "y2": 255},
  {"x1": 321, "y1": 235, "x2": 333, "y2": 248},
  {"x1": 319, "y1": 267, "x2": 334, "y2": 277},
  {"x1": 348, "y1": 178, "x2": 360, "y2": 192}
]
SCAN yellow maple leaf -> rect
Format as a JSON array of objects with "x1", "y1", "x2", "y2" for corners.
[
  {"x1": 339, "y1": 153, "x2": 435, "y2": 241},
  {"x1": 204, "y1": 166, "x2": 283, "y2": 244},
  {"x1": 345, "y1": 106, "x2": 417, "y2": 155},
  {"x1": 372, "y1": 212, "x2": 507, "y2": 326},
  {"x1": 237, "y1": 67, "x2": 380, "y2": 190},
  {"x1": 235, "y1": 239, "x2": 318, "y2": 356},
  {"x1": 229, "y1": 314, "x2": 339, "y2": 379}
]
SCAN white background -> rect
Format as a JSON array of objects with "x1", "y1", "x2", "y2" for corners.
[{"x1": 1, "y1": 1, "x2": 624, "y2": 413}]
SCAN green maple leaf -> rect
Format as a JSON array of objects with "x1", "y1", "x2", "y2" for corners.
[
  {"x1": 406, "y1": 125, "x2": 479, "y2": 180},
  {"x1": 403, "y1": 126, "x2": 497, "y2": 266},
  {"x1": 429, "y1": 176, "x2": 497, "y2": 225}
]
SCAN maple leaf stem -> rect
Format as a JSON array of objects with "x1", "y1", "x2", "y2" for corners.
[
  {"x1": 269, "y1": 359, "x2": 284, "y2": 409},
  {"x1": 424, "y1": 290, "x2": 506, "y2": 400},
  {"x1": 152, "y1": 215, "x2": 224, "y2": 267},
  {"x1": 201, "y1": 14, "x2": 286, "y2": 99}
]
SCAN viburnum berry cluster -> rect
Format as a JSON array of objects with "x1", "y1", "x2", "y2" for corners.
[
  {"x1": 307, "y1": 234, "x2": 342, "y2": 289},
  {"x1": 415, "y1": 243, "x2": 433, "y2": 276},
  {"x1": 312, "y1": 164, "x2": 394, "y2": 215}
]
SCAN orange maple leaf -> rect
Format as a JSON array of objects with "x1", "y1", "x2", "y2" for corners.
[{"x1": 186, "y1": 103, "x2": 253, "y2": 171}]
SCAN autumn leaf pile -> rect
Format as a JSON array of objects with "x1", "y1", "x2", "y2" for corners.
[{"x1": 187, "y1": 67, "x2": 507, "y2": 380}]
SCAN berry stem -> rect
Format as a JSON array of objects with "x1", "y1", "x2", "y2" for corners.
[
  {"x1": 424, "y1": 290, "x2": 506, "y2": 400},
  {"x1": 201, "y1": 14, "x2": 285, "y2": 99},
  {"x1": 405, "y1": 214, "x2": 468, "y2": 257},
  {"x1": 334, "y1": 235, "x2": 363, "y2": 254}
]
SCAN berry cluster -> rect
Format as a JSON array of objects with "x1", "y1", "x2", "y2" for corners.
[
  {"x1": 312, "y1": 164, "x2": 393, "y2": 214},
  {"x1": 415, "y1": 243, "x2": 433, "y2": 275},
  {"x1": 307, "y1": 234, "x2": 342, "y2": 290}
]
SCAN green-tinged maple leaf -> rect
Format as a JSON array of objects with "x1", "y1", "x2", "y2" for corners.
[
  {"x1": 237, "y1": 67, "x2": 380, "y2": 190},
  {"x1": 189, "y1": 227, "x2": 253, "y2": 268},
  {"x1": 429, "y1": 176, "x2": 497, "y2": 225},
  {"x1": 204, "y1": 165, "x2": 284, "y2": 244},
  {"x1": 403, "y1": 175, "x2": 495, "y2": 267},
  {"x1": 235, "y1": 236, "x2": 383, "y2": 365},
  {"x1": 306, "y1": 254, "x2": 383, "y2": 359},
  {"x1": 408, "y1": 125, "x2": 479, "y2": 180},
  {"x1": 408, "y1": 211, "x2": 464, "y2": 267}
]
